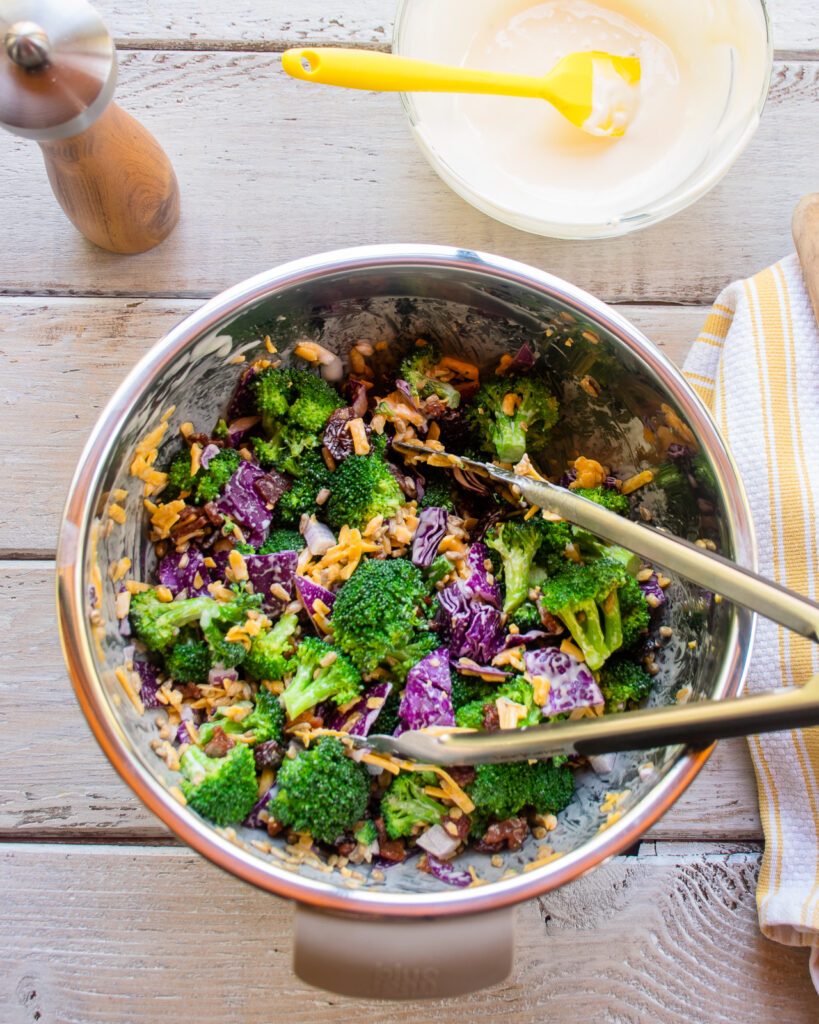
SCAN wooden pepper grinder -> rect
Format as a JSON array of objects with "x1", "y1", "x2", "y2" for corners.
[{"x1": 0, "y1": 0, "x2": 180, "y2": 253}]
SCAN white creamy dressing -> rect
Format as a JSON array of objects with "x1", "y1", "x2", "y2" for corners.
[
  {"x1": 581, "y1": 55, "x2": 641, "y2": 137},
  {"x1": 399, "y1": 0, "x2": 769, "y2": 232}
]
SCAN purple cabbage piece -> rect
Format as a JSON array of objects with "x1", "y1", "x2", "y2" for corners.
[
  {"x1": 507, "y1": 340, "x2": 536, "y2": 374},
  {"x1": 397, "y1": 648, "x2": 454, "y2": 733},
  {"x1": 135, "y1": 660, "x2": 162, "y2": 709},
  {"x1": 453, "y1": 659, "x2": 510, "y2": 681},
  {"x1": 158, "y1": 547, "x2": 212, "y2": 597},
  {"x1": 449, "y1": 604, "x2": 504, "y2": 664},
  {"x1": 244, "y1": 788, "x2": 274, "y2": 829},
  {"x1": 245, "y1": 550, "x2": 297, "y2": 610},
  {"x1": 294, "y1": 575, "x2": 336, "y2": 633},
  {"x1": 640, "y1": 573, "x2": 667, "y2": 609},
  {"x1": 463, "y1": 543, "x2": 501, "y2": 607},
  {"x1": 425, "y1": 854, "x2": 472, "y2": 888},
  {"x1": 208, "y1": 666, "x2": 239, "y2": 686},
  {"x1": 329, "y1": 681, "x2": 393, "y2": 737},
  {"x1": 667, "y1": 443, "x2": 692, "y2": 463},
  {"x1": 411, "y1": 506, "x2": 448, "y2": 568},
  {"x1": 200, "y1": 443, "x2": 220, "y2": 470},
  {"x1": 395, "y1": 379, "x2": 418, "y2": 407},
  {"x1": 215, "y1": 461, "x2": 273, "y2": 548},
  {"x1": 524, "y1": 647, "x2": 604, "y2": 716},
  {"x1": 503, "y1": 629, "x2": 548, "y2": 649},
  {"x1": 176, "y1": 722, "x2": 194, "y2": 745}
]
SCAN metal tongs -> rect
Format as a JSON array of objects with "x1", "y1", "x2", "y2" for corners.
[{"x1": 355, "y1": 442, "x2": 819, "y2": 766}]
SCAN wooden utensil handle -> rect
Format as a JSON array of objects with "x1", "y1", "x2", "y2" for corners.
[
  {"x1": 793, "y1": 194, "x2": 819, "y2": 327},
  {"x1": 39, "y1": 102, "x2": 180, "y2": 254}
]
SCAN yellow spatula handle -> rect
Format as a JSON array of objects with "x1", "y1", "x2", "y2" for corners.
[{"x1": 282, "y1": 47, "x2": 555, "y2": 100}]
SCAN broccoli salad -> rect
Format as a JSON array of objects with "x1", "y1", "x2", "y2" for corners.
[{"x1": 120, "y1": 337, "x2": 674, "y2": 885}]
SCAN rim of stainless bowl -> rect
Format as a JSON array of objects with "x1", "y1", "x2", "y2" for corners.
[
  {"x1": 57, "y1": 244, "x2": 757, "y2": 917},
  {"x1": 392, "y1": 1, "x2": 773, "y2": 240}
]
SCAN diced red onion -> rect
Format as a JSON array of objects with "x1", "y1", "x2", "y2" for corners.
[
  {"x1": 300, "y1": 516, "x2": 336, "y2": 556},
  {"x1": 416, "y1": 824, "x2": 460, "y2": 860},
  {"x1": 508, "y1": 340, "x2": 536, "y2": 373},
  {"x1": 200, "y1": 443, "x2": 220, "y2": 470}
]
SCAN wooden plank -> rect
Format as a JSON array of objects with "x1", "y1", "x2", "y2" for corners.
[
  {"x1": 0, "y1": 842, "x2": 814, "y2": 1022},
  {"x1": 0, "y1": 561, "x2": 761, "y2": 841},
  {"x1": 0, "y1": 298, "x2": 706, "y2": 556},
  {"x1": 95, "y1": 0, "x2": 819, "y2": 56},
  {"x1": 0, "y1": 54, "x2": 815, "y2": 303}
]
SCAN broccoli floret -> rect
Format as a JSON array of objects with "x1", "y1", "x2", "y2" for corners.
[
  {"x1": 324, "y1": 441, "x2": 403, "y2": 532},
  {"x1": 539, "y1": 559, "x2": 628, "y2": 670},
  {"x1": 486, "y1": 519, "x2": 542, "y2": 615},
  {"x1": 164, "y1": 637, "x2": 211, "y2": 684},
  {"x1": 180, "y1": 744, "x2": 258, "y2": 826},
  {"x1": 496, "y1": 677, "x2": 542, "y2": 727},
  {"x1": 417, "y1": 470, "x2": 456, "y2": 513},
  {"x1": 423, "y1": 554, "x2": 454, "y2": 586},
  {"x1": 510, "y1": 601, "x2": 541, "y2": 632},
  {"x1": 193, "y1": 449, "x2": 241, "y2": 504},
  {"x1": 258, "y1": 529, "x2": 305, "y2": 555},
  {"x1": 619, "y1": 575, "x2": 650, "y2": 649},
  {"x1": 574, "y1": 486, "x2": 630, "y2": 516},
  {"x1": 270, "y1": 737, "x2": 370, "y2": 844},
  {"x1": 281, "y1": 637, "x2": 362, "y2": 721},
  {"x1": 450, "y1": 673, "x2": 494, "y2": 712},
  {"x1": 244, "y1": 612, "x2": 299, "y2": 682},
  {"x1": 387, "y1": 630, "x2": 440, "y2": 682},
  {"x1": 129, "y1": 590, "x2": 213, "y2": 652},
  {"x1": 251, "y1": 366, "x2": 343, "y2": 475},
  {"x1": 400, "y1": 343, "x2": 461, "y2": 409},
  {"x1": 467, "y1": 374, "x2": 558, "y2": 464},
  {"x1": 598, "y1": 658, "x2": 653, "y2": 713},
  {"x1": 534, "y1": 518, "x2": 573, "y2": 574},
  {"x1": 572, "y1": 530, "x2": 641, "y2": 577},
  {"x1": 468, "y1": 759, "x2": 574, "y2": 827},
  {"x1": 455, "y1": 699, "x2": 492, "y2": 730},
  {"x1": 354, "y1": 820, "x2": 378, "y2": 846},
  {"x1": 163, "y1": 450, "x2": 195, "y2": 501},
  {"x1": 275, "y1": 450, "x2": 334, "y2": 526},
  {"x1": 381, "y1": 772, "x2": 447, "y2": 839},
  {"x1": 373, "y1": 685, "x2": 401, "y2": 735},
  {"x1": 199, "y1": 590, "x2": 264, "y2": 668},
  {"x1": 199, "y1": 687, "x2": 286, "y2": 748},
  {"x1": 332, "y1": 558, "x2": 430, "y2": 675}
]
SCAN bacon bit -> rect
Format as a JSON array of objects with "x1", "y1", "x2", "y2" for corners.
[
  {"x1": 108, "y1": 503, "x2": 127, "y2": 525},
  {"x1": 155, "y1": 585, "x2": 174, "y2": 603},
  {"x1": 228, "y1": 549, "x2": 249, "y2": 582},
  {"x1": 621, "y1": 469, "x2": 654, "y2": 495},
  {"x1": 109, "y1": 557, "x2": 131, "y2": 582},
  {"x1": 569, "y1": 456, "x2": 607, "y2": 490},
  {"x1": 115, "y1": 666, "x2": 144, "y2": 715}
]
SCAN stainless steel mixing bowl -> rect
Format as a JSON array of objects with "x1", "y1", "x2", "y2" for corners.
[{"x1": 57, "y1": 245, "x2": 756, "y2": 999}]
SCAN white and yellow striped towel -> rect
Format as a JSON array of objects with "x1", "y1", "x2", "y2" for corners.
[{"x1": 684, "y1": 254, "x2": 819, "y2": 991}]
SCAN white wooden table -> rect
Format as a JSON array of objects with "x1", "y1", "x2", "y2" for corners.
[{"x1": 1, "y1": 2, "x2": 818, "y2": 1020}]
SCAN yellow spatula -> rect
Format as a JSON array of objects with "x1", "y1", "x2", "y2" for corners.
[{"x1": 282, "y1": 46, "x2": 641, "y2": 138}]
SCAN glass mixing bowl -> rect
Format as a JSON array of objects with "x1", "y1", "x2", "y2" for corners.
[{"x1": 393, "y1": 0, "x2": 773, "y2": 239}]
